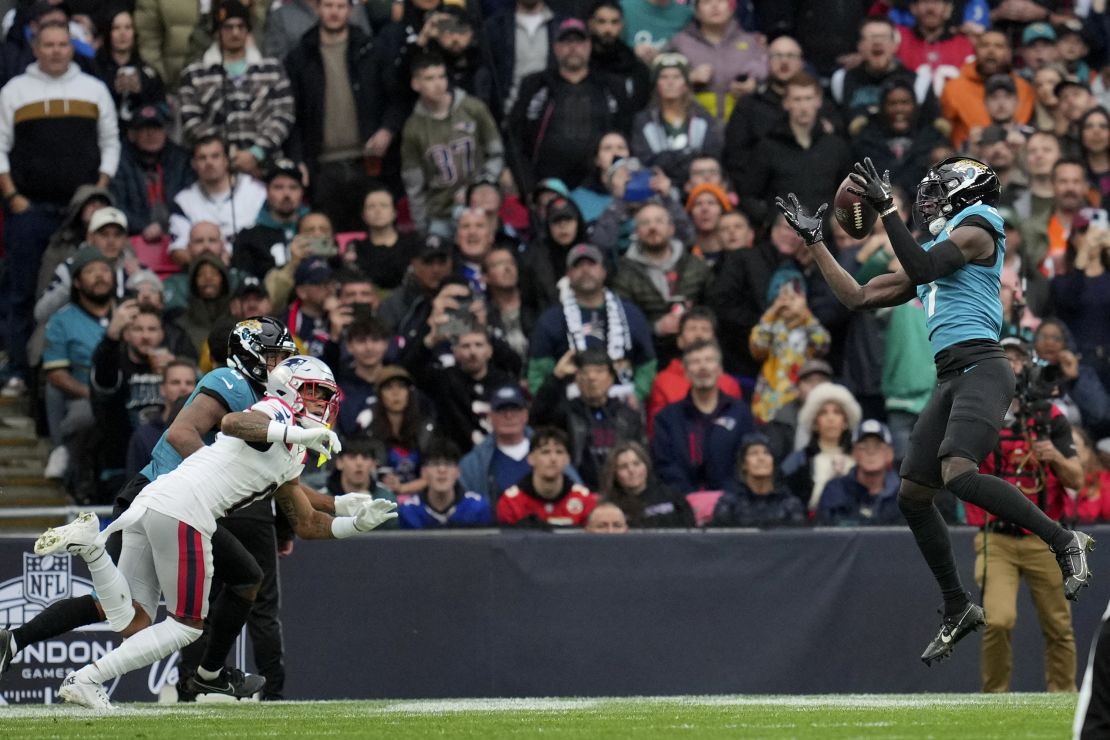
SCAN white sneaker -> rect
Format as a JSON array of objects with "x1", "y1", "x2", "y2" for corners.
[
  {"x1": 59, "y1": 671, "x2": 114, "y2": 710},
  {"x1": 43, "y1": 446, "x2": 69, "y2": 480},
  {"x1": 35, "y1": 512, "x2": 102, "y2": 558},
  {"x1": 0, "y1": 377, "x2": 26, "y2": 398}
]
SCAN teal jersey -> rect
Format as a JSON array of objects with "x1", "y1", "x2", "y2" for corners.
[
  {"x1": 139, "y1": 367, "x2": 260, "y2": 482},
  {"x1": 915, "y1": 203, "x2": 1005, "y2": 356}
]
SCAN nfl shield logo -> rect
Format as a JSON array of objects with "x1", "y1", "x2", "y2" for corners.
[{"x1": 22, "y1": 553, "x2": 71, "y2": 607}]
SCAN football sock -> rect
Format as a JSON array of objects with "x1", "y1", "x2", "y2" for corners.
[
  {"x1": 199, "y1": 589, "x2": 254, "y2": 674},
  {"x1": 11, "y1": 595, "x2": 102, "y2": 652},
  {"x1": 79, "y1": 619, "x2": 201, "y2": 684},
  {"x1": 898, "y1": 495, "x2": 968, "y2": 616},
  {"x1": 946, "y1": 470, "x2": 1071, "y2": 550},
  {"x1": 84, "y1": 548, "x2": 135, "y2": 633}
]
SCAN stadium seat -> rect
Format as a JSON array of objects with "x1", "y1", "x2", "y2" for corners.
[
  {"x1": 685, "y1": 491, "x2": 724, "y2": 527},
  {"x1": 335, "y1": 232, "x2": 366, "y2": 256},
  {"x1": 129, "y1": 235, "x2": 177, "y2": 279}
]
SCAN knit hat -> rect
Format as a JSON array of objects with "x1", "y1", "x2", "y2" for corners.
[
  {"x1": 685, "y1": 182, "x2": 733, "y2": 213},
  {"x1": 213, "y1": 0, "x2": 251, "y2": 30},
  {"x1": 69, "y1": 245, "x2": 112, "y2": 279},
  {"x1": 652, "y1": 52, "x2": 690, "y2": 83}
]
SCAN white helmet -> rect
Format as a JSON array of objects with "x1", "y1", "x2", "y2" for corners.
[{"x1": 265, "y1": 355, "x2": 340, "y2": 429}]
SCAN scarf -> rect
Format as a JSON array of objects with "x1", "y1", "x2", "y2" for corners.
[{"x1": 557, "y1": 276, "x2": 634, "y2": 395}]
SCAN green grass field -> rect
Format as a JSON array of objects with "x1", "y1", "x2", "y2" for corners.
[{"x1": 0, "y1": 694, "x2": 1083, "y2": 739}]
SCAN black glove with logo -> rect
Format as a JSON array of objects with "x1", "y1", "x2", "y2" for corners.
[
  {"x1": 846, "y1": 156, "x2": 895, "y2": 215},
  {"x1": 775, "y1": 194, "x2": 827, "y2": 246}
]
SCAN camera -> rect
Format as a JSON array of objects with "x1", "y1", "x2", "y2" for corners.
[
  {"x1": 441, "y1": 289, "x2": 476, "y2": 340},
  {"x1": 1014, "y1": 355, "x2": 1062, "y2": 439},
  {"x1": 304, "y1": 237, "x2": 339, "y2": 258}
]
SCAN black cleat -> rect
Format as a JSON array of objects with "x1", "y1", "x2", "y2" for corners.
[
  {"x1": 186, "y1": 666, "x2": 266, "y2": 699},
  {"x1": 1054, "y1": 531, "x2": 1095, "y2": 601},
  {"x1": 921, "y1": 602, "x2": 985, "y2": 666},
  {"x1": 175, "y1": 673, "x2": 197, "y2": 703},
  {"x1": 0, "y1": 627, "x2": 13, "y2": 674}
]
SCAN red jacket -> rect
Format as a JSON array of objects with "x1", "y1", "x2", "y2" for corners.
[
  {"x1": 1075, "y1": 470, "x2": 1110, "y2": 524},
  {"x1": 895, "y1": 25, "x2": 974, "y2": 98},
  {"x1": 646, "y1": 358, "x2": 741, "y2": 437},
  {"x1": 496, "y1": 476, "x2": 598, "y2": 527}
]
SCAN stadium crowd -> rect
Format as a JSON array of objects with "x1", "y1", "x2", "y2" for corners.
[{"x1": 3, "y1": 0, "x2": 1110, "y2": 535}]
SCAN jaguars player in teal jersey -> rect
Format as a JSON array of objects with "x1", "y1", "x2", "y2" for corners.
[{"x1": 776, "y1": 156, "x2": 1093, "y2": 666}]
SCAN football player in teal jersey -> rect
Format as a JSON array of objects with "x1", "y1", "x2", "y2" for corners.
[{"x1": 776, "y1": 156, "x2": 1094, "y2": 666}]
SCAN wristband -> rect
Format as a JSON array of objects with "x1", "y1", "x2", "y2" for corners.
[
  {"x1": 879, "y1": 204, "x2": 899, "y2": 218},
  {"x1": 266, "y1": 420, "x2": 304, "y2": 445},
  {"x1": 331, "y1": 516, "x2": 360, "y2": 539}
]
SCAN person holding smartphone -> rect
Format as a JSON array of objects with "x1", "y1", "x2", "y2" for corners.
[{"x1": 93, "y1": 9, "x2": 166, "y2": 126}]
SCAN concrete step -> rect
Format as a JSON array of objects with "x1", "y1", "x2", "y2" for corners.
[
  {"x1": 0, "y1": 418, "x2": 36, "y2": 441},
  {"x1": 0, "y1": 395, "x2": 29, "y2": 417}
]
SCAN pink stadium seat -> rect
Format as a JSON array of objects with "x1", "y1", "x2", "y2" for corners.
[
  {"x1": 129, "y1": 235, "x2": 177, "y2": 278},
  {"x1": 685, "y1": 491, "x2": 724, "y2": 527},
  {"x1": 335, "y1": 232, "x2": 366, "y2": 255}
]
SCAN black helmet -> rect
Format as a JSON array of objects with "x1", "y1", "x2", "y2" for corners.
[
  {"x1": 915, "y1": 156, "x2": 1000, "y2": 236},
  {"x1": 227, "y1": 317, "x2": 295, "y2": 388}
]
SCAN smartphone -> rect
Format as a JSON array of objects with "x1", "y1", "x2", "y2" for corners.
[
  {"x1": 305, "y1": 237, "x2": 339, "y2": 258},
  {"x1": 1081, "y1": 207, "x2": 1110, "y2": 231}
]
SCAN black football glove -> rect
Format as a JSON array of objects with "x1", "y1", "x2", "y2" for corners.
[
  {"x1": 846, "y1": 156, "x2": 895, "y2": 214},
  {"x1": 775, "y1": 194, "x2": 827, "y2": 246}
]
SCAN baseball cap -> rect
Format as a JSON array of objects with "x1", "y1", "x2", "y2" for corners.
[
  {"x1": 853, "y1": 419, "x2": 893, "y2": 446},
  {"x1": 555, "y1": 18, "x2": 588, "y2": 41},
  {"x1": 376, "y1": 365, "x2": 413, "y2": 388},
  {"x1": 490, "y1": 384, "x2": 527, "y2": 410},
  {"x1": 984, "y1": 74, "x2": 1016, "y2": 96},
  {"x1": 652, "y1": 52, "x2": 690, "y2": 82},
  {"x1": 1000, "y1": 335, "x2": 1030, "y2": 356},
  {"x1": 126, "y1": 269, "x2": 164, "y2": 295},
  {"x1": 133, "y1": 103, "x2": 169, "y2": 128},
  {"x1": 436, "y1": 5, "x2": 472, "y2": 32},
  {"x1": 566, "y1": 243, "x2": 604, "y2": 268},
  {"x1": 739, "y1": 431, "x2": 771, "y2": 457},
  {"x1": 233, "y1": 275, "x2": 269, "y2": 299},
  {"x1": 88, "y1": 207, "x2": 128, "y2": 235},
  {"x1": 294, "y1": 256, "x2": 333, "y2": 286},
  {"x1": 547, "y1": 198, "x2": 578, "y2": 223},
  {"x1": 1022, "y1": 22, "x2": 1056, "y2": 46},
  {"x1": 266, "y1": 158, "x2": 303, "y2": 187},
  {"x1": 797, "y1": 359, "x2": 833, "y2": 382},
  {"x1": 69, "y1": 245, "x2": 112, "y2": 278},
  {"x1": 1054, "y1": 77, "x2": 1088, "y2": 98},
  {"x1": 534, "y1": 177, "x2": 571, "y2": 200},
  {"x1": 417, "y1": 233, "x2": 453, "y2": 261}
]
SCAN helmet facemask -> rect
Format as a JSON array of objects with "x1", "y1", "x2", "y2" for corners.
[
  {"x1": 293, "y1": 378, "x2": 340, "y2": 430},
  {"x1": 915, "y1": 179, "x2": 952, "y2": 236}
]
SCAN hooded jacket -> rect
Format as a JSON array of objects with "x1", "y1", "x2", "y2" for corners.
[
  {"x1": 940, "y1": 61, "x2": 1034, "y2": 149},
  {"x1": 712, "y1": 479, "x2": 805, "y2": 527},
  {"x1": 665, "y1": 19, "x2": 767, "y2": 120},
  {"x1": 630, "y1": 101, "x2": 724, "y2": 185},
  {"x1": 36, "y1": 185, "x2": 114, "y2": 295},
  {"x1": 134, "y1": 0, "x2": 200, "y2": 89},
  {"x1": 175, "y1": 254, "x2": 232, "y2": 354}
]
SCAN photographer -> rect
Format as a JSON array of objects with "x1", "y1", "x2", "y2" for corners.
[
  {"x1": 1032, "y1": 318, "x2": 1110, "y2": 439},
  {"x1": 965, "y1": 337, "x2": 1084, "y2": 693}
]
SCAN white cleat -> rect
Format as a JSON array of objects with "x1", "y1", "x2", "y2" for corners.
[
  {"x1": 35, "y1": 512, "x2": 102, "y2": 558},
  {"x1": 59, "y1": 672, "x2": 114, "y2": 710}
]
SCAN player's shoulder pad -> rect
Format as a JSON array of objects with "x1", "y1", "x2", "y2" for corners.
[{"x1": 200, "y1": 367, "x2": 255, "y2": 411}]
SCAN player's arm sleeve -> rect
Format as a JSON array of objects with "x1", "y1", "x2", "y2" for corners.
[{"x1": 880, "y1": 211, "x2": 968, "y2": 285}]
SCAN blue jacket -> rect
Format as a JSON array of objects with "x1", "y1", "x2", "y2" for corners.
[
  {"x1": 652, "y1": 393, "x2": 755, "y2": 495},
  {"x1": 398, "y1": 484, "x2": 494, "y2": 529},
  {"x1": 110, "y1": 141, "x2": 195, "y2": 234},
  {"x1": 459, "y1": 426, "x2": 582, "y2": 500},
  {"x1": 711, "y1": 481, "x2": 806, "y2": 528},
  {"x1": 816, "y1": 468, "x2": 903, "y2": 526}
]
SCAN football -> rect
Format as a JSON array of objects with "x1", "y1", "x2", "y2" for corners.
[{"x1": 833, "y1": 174, "x2": 877, "y2": 240}]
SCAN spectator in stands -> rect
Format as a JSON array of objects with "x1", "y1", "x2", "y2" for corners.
[
  {"x1": 724, "y1": 35, "x2": 838, "y2": 185},
  {"x1": 894, "y1": 0, "x2": 973, "y2": 99},
  {"x1": 830, "y1": 17, "x2": 929, "y2": 130},
  {"x1": 1031, "y1": 65, "x2": 1064, "y2": 133},
  {"x1": 1020, "y1": 23, "x2": 1059, "y2": 80},
  {"x1": 284, "y1": 0, "x2": 404, "y2": 232},
  {"x1": 125, "y1": 359, "x2": 197, "y2": 477},
  {"x1": 286, "y1": 256, "x2": 335, "y2": 359},
  {"x1": 584, "y1": 501, "x2": 630, "y2": 531},
  {"x1": 378, "y1": 234, "x2": 453, "y2": 335},
  {"x1": 686, "y1": 181, "x2": 730, "y2": 266},
  {"x1": 652, "y1": 339, "x2": 754, "y2": 495},
  {"x1": 1073, "y1": 426, "x2": 1110, "y2": 523},
  {"x1": 588, "y1": 157, "x2": 693, "y2": 256},
  {"x1": 1033, "y1": 318, "x2": 1110, "y2": 439},
  {"x1": 419, "y1": 7, "x2": 496, "y2": 114},
  {"x1": 629, "y1": 53, "x2": 724, "y2": 186},
  {"x1": 1056, "y1": 78, "x2": 1098, "y2": 153},
  {"x1": 1079, "y1": 107, "x2": 1110, "y2": 203},
  {"x1": 168, "y1": 135, "x2": 267, "y2": 264},
  {"x1": 0, "y1": 19, "x2": 119, "y2": 397},
  {"x1": 398, "y1": 437, "x2": 494, "y2": 528},
  {"x1": 178, "y1": 0, "x2": 295, "y2": 178},
  {"x1": 850, "y1": 77, "x2": 948, "y2": 198},
  {"x1": 369, "y1": 365, "x2": 437, "y2": 495},
  {"x1": 1052, "y1": 219, "x2": 1110, "y2": 389},
  {"x1": 348, "y1": 185, "x2": 422, "y2": 295},
  {"x1": 749, "y1": 277, "x2": 830, "y2": 425},
  {"x1": 263, "y1": 0, "x2": 372, "y2": 61},
  {"x1": 976, "y1": 125, "x2": 1027, "y2": 208},
  {"x1": 527, "y1": 243, "x2": 657, "y2": 401},
  {"x1": 1015, "y1": 129, "x2": 1061, "y2": 222},
  {"x1": 0, "y1": 2, "x2": 94, "y2": 87},
  {"x1": 508, "y1": 18, "x2": 624, "y2": 193},
  {"x1": 496, "y1": 426, "x2": 598, "y2": 527},
  {"x1": 762, "y1": 358, "x2": 831, "y2": 463},
  {"x1": 264, "y1": 211, "x2": 336, "y2": 310},
  {"x1": 320, "y1": 435, "x2": 398, "y2": 513},
  {"x1": 611, "y1": 202, "x2": 712, "y2": 357},
  {"x1": 401, "y1": 51, "x2": 503, "y2": 236},
  {"x1": 454, "y1": 207, "x2": 496, "y2": 293},
  {"x1": 459, "y1": 384, "x2": 529, "y2": 500},
  {"x1": 717, "y1": 209, "x2": 753, "y2": 253},
  {"x1": 92, "y1": 8, "x2": 164, "y2": 128},
  {"x1": 569, "y1": 131, "x2": 629, "y2": 224},
  {"x1": 41, "y1": 246, "x2": 115, "y2": 486},
  {"x1": 34, "y1": 207, "x2": 138, "y2": 326},
  {"x1": 1057, "y1": 24, "x2": 1091, "y2": 85},
  {"x1": 588, "y1": 1, "x2": 651, "y2": 113},
  {"x1": 484, "y1": 243, "x2": 538, "y2": 361},
  {"x1": 600, "y1": 439, "x2": 692, "y2": 527},
  {"x1": 711, "y1": 432, "x2": 804, "y2": 527},
  {"x1": 781, "y1": 382, "x2": 861, "y2": 512},
  {"x1": 228, "y1": 276, "x2": 273, "y2": 321},
  {"x1": 620, "y1": 0, "x2": 691, "y2": 64},
  {"x1": 484, "y1": 0, "x2": 561, "y2": 113},
  {"x1": 163, "y1": 221, "x2": 242, "y2": 312},
  {"x1": 738, "y1": 73, "x2": 851, "y2": 222},
  {"x1": 336, "y1": 316, "x2": 390, "y2": 437},
  {"x1": 1022, "y1": 158, "x2": 1089, "y2": 277},
  {"x1": 665, "y1": 0, "x2": 766, "y2": 121},
  {"x1": 940, "y1": 29, "x2": 1034, "y2": 149},
  {"x1": 646, "y1": 306, "x2": 739, "y2": 435},
  {"x1": 531, "y1": 347, "x2": 644, "y2": 489},
  {"x1": 110, "y1": 103, "x2": 194, "y2": 244},
  {"x1": 231, "y1": 159, "x2": 309, "y2": 280},
  {"x1": 134, "y1": 0, "x2": 199, "y2": 89},
  {"x1": 684, "y1": 155, "x2": 727, "y2": 194},
  {"x1": 175, "y1": 253, "x2": 233, "y2": 355},
  {"x1": 816, "y1": 419, "x2": 902, "y2": 525}
]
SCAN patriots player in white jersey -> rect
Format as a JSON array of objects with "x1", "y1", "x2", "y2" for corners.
[{"x1": 34, "y1": 356, "x2": 398, "y2": 710}]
